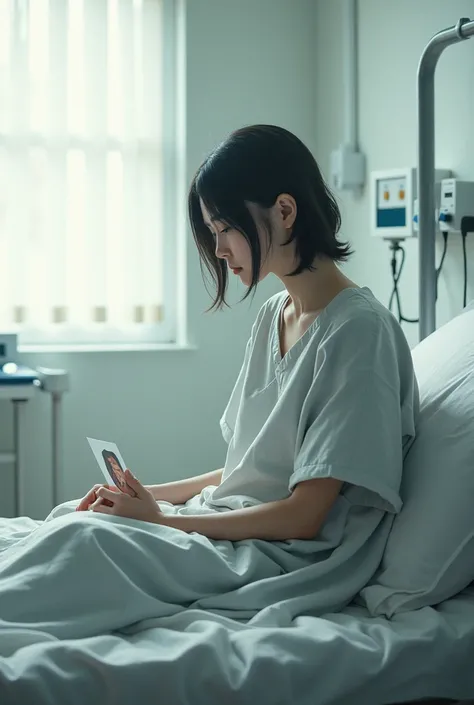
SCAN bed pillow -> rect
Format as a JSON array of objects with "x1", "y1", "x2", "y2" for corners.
[{"x1": 361, "y1": 302, "x2": 474, "y2": 617}]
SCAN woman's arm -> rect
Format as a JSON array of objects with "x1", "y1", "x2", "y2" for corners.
[
  {"x1": 147, "y1": 468, "x2": 223, "y2": 505},
  {"x1": 160, "y1": 477, "x2": 342, "y2": 541}
]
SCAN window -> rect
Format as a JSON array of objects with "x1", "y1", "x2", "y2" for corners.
[{"x1": 0, "y1": 0, "x2": 183, "y2": 350}]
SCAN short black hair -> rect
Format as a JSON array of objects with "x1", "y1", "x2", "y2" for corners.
[{"x1": 188, "y1": 124, "x2": 352, "y2": 310}]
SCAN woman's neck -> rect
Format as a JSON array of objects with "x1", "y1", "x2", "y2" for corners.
[{"x1": 277, "y1": 259, "x2": 358, "y2": 319}]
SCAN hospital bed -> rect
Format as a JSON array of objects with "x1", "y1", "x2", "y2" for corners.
[{"x1": 2, "y1": 17, "x2": 474, "y2": 705}]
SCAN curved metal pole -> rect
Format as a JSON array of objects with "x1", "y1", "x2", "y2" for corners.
[{"x1": 417, "y1": 17, "x2": 474, "y2": 341}]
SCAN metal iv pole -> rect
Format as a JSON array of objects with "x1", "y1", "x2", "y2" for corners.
[{"x1": 417, "y1": 17, "x2": 474, "y2": 341}]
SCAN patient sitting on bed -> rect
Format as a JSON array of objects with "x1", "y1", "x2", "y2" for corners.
[
  {"x1": 0, "y1": 126, "x2": 419, "y2": 643},
  {"x1": 76, "y1": 124, "x2": 418, "y2": 546}
]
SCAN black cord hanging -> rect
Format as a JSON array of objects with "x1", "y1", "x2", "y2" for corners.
[
  {"x1": 388, "y1": 232, "x2": 451, "y2": 324},
  {"x1": 388, "y1": 242, "x2": 418, "y2": 324},
  {"x1": 462, "y1": 231, "x2": 468, "y2": 308},
  {"x1": 460, "y1": 216, "x2": 474, "y2": 309}
]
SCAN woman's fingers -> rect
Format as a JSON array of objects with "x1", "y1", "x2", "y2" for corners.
[
  {"x1": 91, "y1": 502, "x2": 112, "y2": 514},
  {"x1": 90, "y1": 492, "x2": 118, "y2": 511},
  {"x1": 96, "y1": 486, "x2": 122, "y2": 502},
  {"x1": 76, "y1": 491, "x2": 96, "y2": 511},
  {"x1": 122, "y1": 483, "x2": 137, "y2": 497},
  {"x1": 76, "y1": 483, "x2": 111, "y2": 511},
  {"x1": 89, "y1": 497, "x2": 104, "y2": 511}
]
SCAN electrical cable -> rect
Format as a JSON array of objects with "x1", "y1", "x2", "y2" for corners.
[
  {"x1": 388, "y1": 245, "x2": 399, "y2": 314},
  {"x1": 388, "y1": 241, "x2": 418, "y2": 324},
  {"x1": 460, "y1": 216, "x2": 474, "y2": 308},
  {"x1": 388, "y1": 230, "x2": 451, "y2": 324},
  {"x1": 462, "y1": 230, "x2": 468, "y2": 308},
  {"x1": 398, "y1": 245, "x2": 418, "y2": 324},
  {"x1": 388, "y1": 242, "x2": 403, "y2": 323},
  {"x1": 435, "y1": 231, "x2": 449, "y2": 301}
]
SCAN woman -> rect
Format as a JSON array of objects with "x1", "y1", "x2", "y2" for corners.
[
  {"x1": 79, "y1": 125, "x2": 418, "y2": 542},
  {"x1": 1, "y1": 125, "x2": 418, "y2": 641}
]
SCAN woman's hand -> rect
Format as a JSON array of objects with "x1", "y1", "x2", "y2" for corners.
[
  {"x1": 90, "y1": 469, "x2": 164, "y2": 524},
  {"x1": 76, "y1": 484, "x2": 117, "y2": 511},
  {"x1": 76, "y1": 477, "x2": 136, "y2": 512}
]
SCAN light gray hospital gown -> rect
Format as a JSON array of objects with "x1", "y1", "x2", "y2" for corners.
[{"x1": 176, "y1": 286, "x2": 418, "y2": 517}]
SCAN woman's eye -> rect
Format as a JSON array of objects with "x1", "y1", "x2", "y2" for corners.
[{"x1": 220, "y1": 226, "x2": 231, "y2": 234}]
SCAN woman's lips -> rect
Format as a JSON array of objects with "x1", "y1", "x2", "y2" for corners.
[{"x1": 230, "y1": 267, "x2": 242, "y2": 274}]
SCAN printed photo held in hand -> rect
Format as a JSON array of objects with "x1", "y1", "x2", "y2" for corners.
[
  {"x1": 88, "y1": 468, "x2": 163, "y2": 522},
  {"x1": 87, "y1": 437, "x2": 133, "y2": 491},
  {"x1": 83, "y1": 438, "x2": 138, "y2": 510},
  {"x1": 82, "y1": 437, "x2": 161, "y2": 520},
  {"x1": 102, "y1": 450, "x2": 127, "y2": 490}
]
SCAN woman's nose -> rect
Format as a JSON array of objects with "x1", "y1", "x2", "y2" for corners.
[{"x1": 215, "y1": 236, "x2": 229, "y2": 260}]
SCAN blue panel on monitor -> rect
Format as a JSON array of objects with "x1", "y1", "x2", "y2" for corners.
[{"x1": 377, "y1": 207, "x2": 406, "y2": 228}]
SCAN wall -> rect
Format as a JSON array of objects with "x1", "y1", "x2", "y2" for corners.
[
  {"x1": 315, "y1": 0, "x2": 474, "y2": 349},
  {"x1": 0, "y1": 0, "x2": 319, "y2": 518}
]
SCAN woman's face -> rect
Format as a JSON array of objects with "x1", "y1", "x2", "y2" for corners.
[
  {"x1": 115, "y1": 471, "x2": 126, "y2": 488},
  {"x1": 200, "y1": 199, "x2": 254, "y2": 286},
  {"x1": 109, "y1": 457, "x2": 121, "y2": 474},
  {"x1": 199, "y1": 197, "x2": 296, "y2": 287},
  {"x1": 108, "y1": 457, "x2": 126, "y2": 488}
]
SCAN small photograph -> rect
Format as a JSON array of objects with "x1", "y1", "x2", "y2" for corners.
[
  {"x1": 87, "y1": 437, "x2": 130, "y2": 492},
  {"x1": 101, "y1": 449, "x2": 127, "y2": 491}
]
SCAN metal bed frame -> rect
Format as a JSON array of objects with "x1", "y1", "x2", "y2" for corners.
[{"x1": 418, "y1": 16, "x2": 474, "y2": 340}]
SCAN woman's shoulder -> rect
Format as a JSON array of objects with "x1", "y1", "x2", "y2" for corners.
[
  {"x1": 250, "y1": 290, "x2": 288, "y2": 335},
  {"x1": 323, "y1": 287, "x2": 403, "y2": 335},
  {"x1": 320, "y1": 287, "x2": 413, "y2": 366},
  {"x1": 260, "y1": 290, "x2": 288, "y2": 316}
]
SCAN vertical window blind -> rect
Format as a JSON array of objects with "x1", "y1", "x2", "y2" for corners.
[{"x1": 0, "y1": 0, "x2": 170, "y2": 348}]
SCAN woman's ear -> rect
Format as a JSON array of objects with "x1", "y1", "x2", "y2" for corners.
[{"x1": 275, "y1": 193, "x2": 297, "y2": 230}]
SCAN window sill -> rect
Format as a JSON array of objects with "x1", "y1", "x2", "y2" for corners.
[{"x1": 20, "y1": 342, "x2": 197, "y2": 354}]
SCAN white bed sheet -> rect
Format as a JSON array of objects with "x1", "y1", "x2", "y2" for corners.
[{"x1": 3, "y1": 585, "x2": 474, "y2": 705}]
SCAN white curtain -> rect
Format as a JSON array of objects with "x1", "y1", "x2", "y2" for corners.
[{"x1": 0, "y1": 0, "x2": 165, "y2": 346}]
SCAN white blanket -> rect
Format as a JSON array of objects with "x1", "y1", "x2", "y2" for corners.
[
  {"x1": 1, "y1": 505, "x2": 474, "y2": 704},
  {"x1": 0, "y1": 497, "x2": 393, "y2": 637}
]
